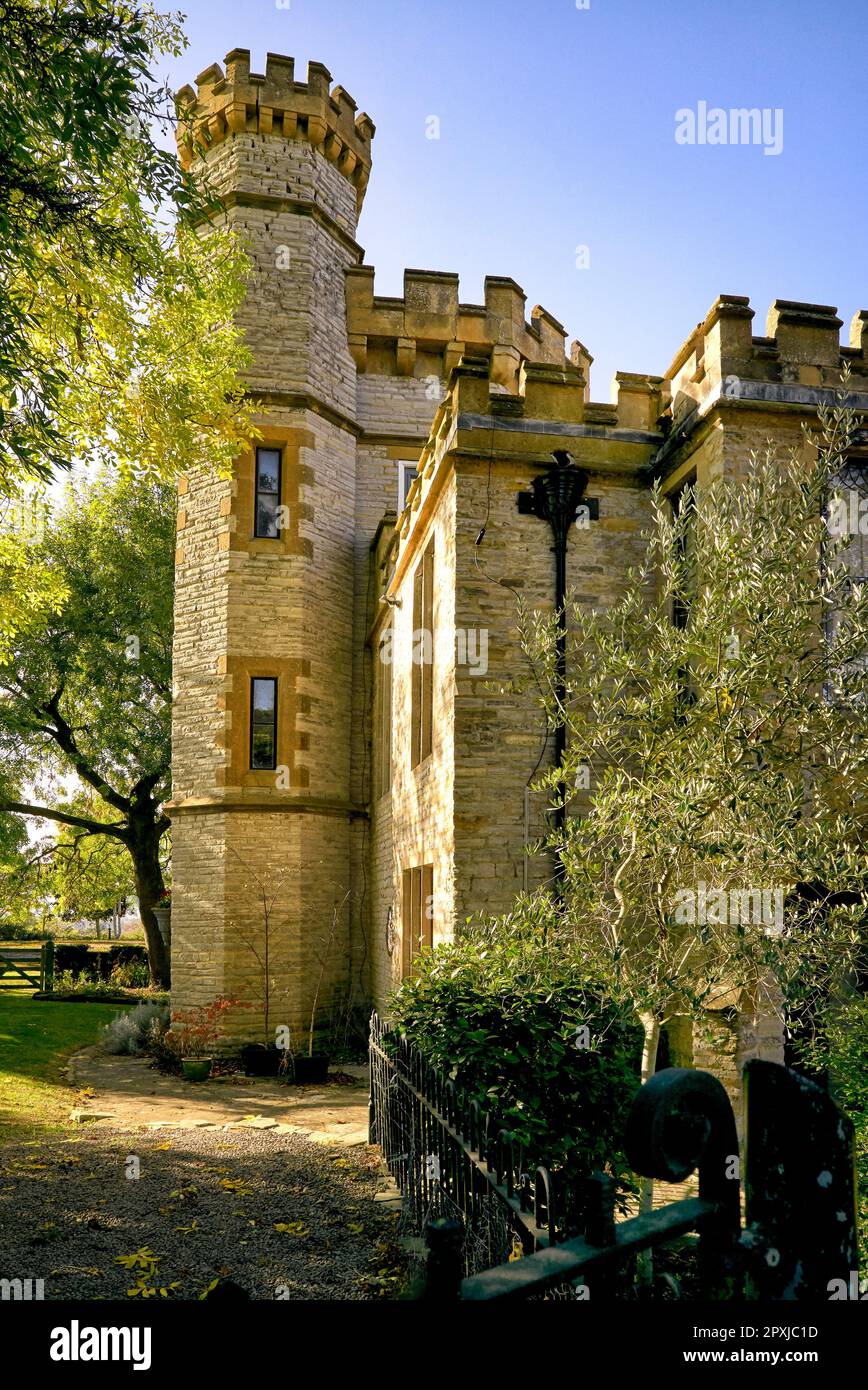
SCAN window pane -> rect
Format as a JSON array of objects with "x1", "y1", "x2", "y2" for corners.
[
  {"x1": 256, "y1": 449, "x2": 280, "y2": 494},
  {"x1": 251, "y1": 678, "x2": 277, "y2": 769},
  {"x1": 399, "y1": 464, "x2": 418, "y2": 510},
  {"x1": 255, "y1": 449, "x2": 281, "y2": 538}
]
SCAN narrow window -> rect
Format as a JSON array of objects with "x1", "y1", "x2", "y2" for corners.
[
  {"x1": 398, "y1": 461, "x2": 418, "y2": 511},
  {"x1": 377, "y1": 624, "x2": 393, "y2": 797},
  {"x1": 411, "y1": 537, "x2": 434, "y2": 767},
  {"x1": 254, "y1": 447, "x2": 282, "y2": 538},
  {"x1": 401, "y1": 863, "x2": 434, "y2": 975},
  {"x1": 250, "y1": 677, "x2": 278, "y2": 770}
]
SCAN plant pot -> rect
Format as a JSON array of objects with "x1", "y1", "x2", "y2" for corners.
[
  {"x1": 286, "y1": 1053, "x2": 330, "y2": 1085},
  {"x1": 181, "y1": 1057, "x2": 212, "y2": 1082},
  {"x1": 240, "y1": 1043, "x2": 284, "y2": 1077}
]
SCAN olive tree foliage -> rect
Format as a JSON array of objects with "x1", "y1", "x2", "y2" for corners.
[{"x1": 516, "y1": 398, "x2": 868, "y2": 1086}]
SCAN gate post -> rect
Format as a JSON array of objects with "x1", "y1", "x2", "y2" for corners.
[
  {"x1": 742, "y1": 1059, "x2": 858, "y2": 1299},
  {"x1": 41, "y1": 939, "x2": 55, "y2": 993},
  {"x1": 421, "y1": 1217, "x2": 464, "y2": 1300}
]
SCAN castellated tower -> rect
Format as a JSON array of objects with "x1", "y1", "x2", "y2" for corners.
[{"x1": 168, "y1": 51, "x2": 374, "y2": 1044}]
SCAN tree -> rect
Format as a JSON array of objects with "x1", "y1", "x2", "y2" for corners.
[
  {"x1": 0, "y1": 808, "x2": 35, "y2": 927},
  {"x1": 0, "y1": 0, "x2": 254, "y2": 659},
  {"x1": 0, "y1": 0, "x2": 211, "y2": 487},
  {"x1": 517, "y1": 397, "x2": 868, "y2": 1088},
  {"x1": 0, "y1": 470, "x2": 176, "y2": 984},
  {"x1": 45, "y1": 794, "x2": 138, "y2": 931}
]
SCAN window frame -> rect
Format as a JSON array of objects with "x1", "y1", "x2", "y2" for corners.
[
  {"x1": 398, "y1": 460, "x2": 419, "y2": 512},
  {"x1": 254, "y1": 446, "x2": 283, "y2": 540},
  {"x1": 410, "y1": 537, "x2": 434, "y2": 768},
  {"x1": 377, "y1": 623, "x2": 393, "y2": 798},
  {"x1": 249, "y1": 676, "x2": 278, "y2": 771},
  {"x1": 401, "y1": 863, "x2": 434, "y2": 976}
]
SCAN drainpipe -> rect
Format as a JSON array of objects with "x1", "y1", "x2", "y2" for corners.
[{"x1": 517, "y1": 450, "x2": 598, "y2": 887}]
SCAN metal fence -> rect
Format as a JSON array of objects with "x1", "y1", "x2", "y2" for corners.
[{"x1": 369, "y1": 1011, "x2": 859, "y2": 1300}]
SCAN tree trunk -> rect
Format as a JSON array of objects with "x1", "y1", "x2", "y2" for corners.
[
  {"x1": 126, "y1": 810, "x2": 170, "y2": 989},
  {"x1": 636, "y1": 1011, "x2": 661, "y2": 1288}
]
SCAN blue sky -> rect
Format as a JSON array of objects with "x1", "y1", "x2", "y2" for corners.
[{"x1": 158, "y1": 0, "x2": 868, "y2": 399}]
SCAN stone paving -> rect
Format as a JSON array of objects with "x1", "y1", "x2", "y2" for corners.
[{"x1": 65, "y1": 1048, "x2": 371, "y2": 1146}]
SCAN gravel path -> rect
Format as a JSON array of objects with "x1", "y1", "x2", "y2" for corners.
[{"x1": 0, "y1": 1127, "x2": 406, "y2": 1300}]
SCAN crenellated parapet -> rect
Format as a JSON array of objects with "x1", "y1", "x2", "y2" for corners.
[
  {"x1": 346, "y1": 267, "x2": 571, "y2": 387},
  {"x1": 175, "y1": 50, "x2": 374, "y2": 213},
  {"x1": 664, "y1": 294, "x2": 868, "y2": 430},
  {"x1": 390, "y1": 353, "x2": 663, "y2": 559}
]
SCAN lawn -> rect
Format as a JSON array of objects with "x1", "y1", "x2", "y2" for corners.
[{"x1": 0, "y1": 988, "x2": 128, "y2": 1141}]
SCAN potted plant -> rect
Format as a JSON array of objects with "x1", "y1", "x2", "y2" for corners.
[
  {"x1": 283, "y1": 891, "x2": 348, "y2": 1085},
  {"x1": 172, "y1": 996, "x2": 239, "y2": 1082}
]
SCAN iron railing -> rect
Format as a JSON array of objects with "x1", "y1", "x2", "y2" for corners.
[{"x1": 369, "y1": 1011, "x2": 859, "y2": 1300}]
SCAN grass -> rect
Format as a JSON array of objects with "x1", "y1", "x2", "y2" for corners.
[{"x1": 0, "y1": 987, "x2": 130, "y2": 1142}]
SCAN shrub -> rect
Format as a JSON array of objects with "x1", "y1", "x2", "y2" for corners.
[
  {"x1": 389, "y1": 916, "x2": 643, "y2": 1195},
  {"x1": 109, "y1": 958, "x2": 150, "y2": 989},
  {"x1": 52, "y1": 967, "x2": 116, "y2": 997},
  {"x1": 102, "y1": 1002, "x2": 171, "y2": 1055}
]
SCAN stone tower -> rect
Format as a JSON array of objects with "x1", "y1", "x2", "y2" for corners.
[{"x1": 168, "y1": 52, "x2": 374, "y2": 1044}]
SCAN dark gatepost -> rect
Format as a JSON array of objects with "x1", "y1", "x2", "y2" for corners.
[
  {"x1": 741, "y1": 1059, "x2": 858, "y2": 1300},
  {"x1": 517, "y1": 450, "x2": 599, "y2": 883},
  {"x1": 421, "y1": 1217, "x2": 465, "y2": 1300}
]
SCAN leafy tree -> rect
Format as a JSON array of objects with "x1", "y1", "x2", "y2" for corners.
[
  {"x1": 0, "y1": 471, "x2": 175, "y2": 984},
  {"x1": 0, "y1": 808, "x2": 35, "y2": 927},
  {"x1": 45, "y1": 794, "x2": 138, "y2": 930},
  {"x1": 0, "y1": 0, "x2": 210, "y2": 485},
  {"x1": 517, "y1": 398, "x2": 868, "y2": 1089},
  {"x1": 0, "y1": 1, "x2": 253, "y2": 656}
]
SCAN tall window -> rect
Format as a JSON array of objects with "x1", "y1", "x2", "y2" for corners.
[
  {"x1": 377, "y1": 624, "x2": 393, "y2": 797},
  {"x1": 254, "y1": 447, "x2": 282, "y2": 538},
  {"x1": 398, "y1": 461, "x2": 418, "y2": 511},
  {"x1": 411, "y1": 538, "x2": 434, "y2": 767},
  {"x1": 401, "y1": 864, "x2": 433, "y2": 976},
  {"x1": 250, "y1": 677, "x2": 278, "y2": 769}
]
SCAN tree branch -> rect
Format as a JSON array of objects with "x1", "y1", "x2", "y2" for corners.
[
  {"x1": 0, "y1": 799, "x2": 128, "y2": 840},
  {"x1": 39, "y1": 689, "x2": 131, "y2": 814}
]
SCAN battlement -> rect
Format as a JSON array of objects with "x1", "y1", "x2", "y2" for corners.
[
  {"x1": 175, "y1": 50, "x2": 375, "y2": 212},
  {"x1": 346, "y1": 266, "x2": 572, "y2": 388},
  {"x1": 392, "y1": 354, "x2": 662, "y2": 549},
  {"x1": 664, "y1": 294, "x2": 868, "y2": 428}
]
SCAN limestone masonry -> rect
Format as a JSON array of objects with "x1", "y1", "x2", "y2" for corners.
[{"x1": 168, "y1": 50, "x2": 868, "y2": 1095}]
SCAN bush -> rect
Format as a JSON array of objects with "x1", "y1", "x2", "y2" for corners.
[
  {"x1": 54, "y1": 943, "x2": 148, "y2": 979},
  {"x1": 102, "y1": 1002, "x2": 171, "y2": 1056},
  {"x1": 389, "y1": 915, "x2": 643, "y2": 1195},
  {"x1": 109, "y1": 958, "x2": 150, "y2": 989},
  {"x1": 52, "y1": 968, "x2": 117, "y2": 997}
]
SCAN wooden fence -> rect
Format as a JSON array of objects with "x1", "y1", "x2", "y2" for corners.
[{"x1": 0, "y1": 941, "x2": 54, "y2": 991}]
